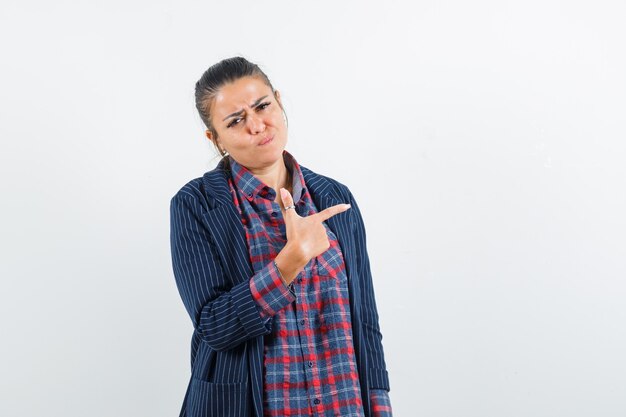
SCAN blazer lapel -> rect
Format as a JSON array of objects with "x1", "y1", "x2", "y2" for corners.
[{"x1": 201, "y1": 159, "x2": 254, "y2": 285}]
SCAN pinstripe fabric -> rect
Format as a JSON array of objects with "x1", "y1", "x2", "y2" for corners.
[{"x1": 170, "y1": 151, "x2": 390, "y2": 417}]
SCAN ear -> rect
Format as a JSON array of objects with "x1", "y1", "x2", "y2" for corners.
[
  {"x1": 274, "y1": 90, "x2": 283, "y2": 108},
  {"x1": 205, "y1": 129, "x2": 216, "y2": 144}
]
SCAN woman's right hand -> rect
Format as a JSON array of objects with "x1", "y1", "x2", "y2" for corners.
[{"x1": 273, "y1": 187, "x2": 351, "y2": 283}]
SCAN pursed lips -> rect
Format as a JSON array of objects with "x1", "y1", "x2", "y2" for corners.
[{"x1": 258, "y1": 135, "x2": 274, "y2": 146}]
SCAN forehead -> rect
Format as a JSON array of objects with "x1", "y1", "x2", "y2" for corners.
[{"x1": 211, "y1": 76, "x2": 272, "y2": 115}]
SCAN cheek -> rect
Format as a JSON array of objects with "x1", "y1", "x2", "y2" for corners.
[
  {"x1": 234, "y1": 137, "x2": 256, "y2": 150},
  {"x1": 267, "y1": 107, "x2": 284, "y2": 122},
  {"x1": 221, "y1": 129, "x2": 245, "y2": 143}
]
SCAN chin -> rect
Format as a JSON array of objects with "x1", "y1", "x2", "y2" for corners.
[{"x1": 254, "y1": 147, "x2": 283, "y2": 165}]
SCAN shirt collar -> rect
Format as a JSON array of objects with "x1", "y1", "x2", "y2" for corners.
[{"x1": 228, "y1": 149, "x2": 308, "y2": 203}]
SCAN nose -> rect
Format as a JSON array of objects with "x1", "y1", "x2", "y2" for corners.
[{"x1": 247, "y1": 112, "x2": 266, "y2": 134}]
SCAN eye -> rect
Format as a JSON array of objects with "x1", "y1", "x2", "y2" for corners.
[
  {"x1": 227, "y1": 117, "x2": 242, "y2": 128},
  {"x1": 226, "y1": 102, "x2": 271, "y2": 128}
]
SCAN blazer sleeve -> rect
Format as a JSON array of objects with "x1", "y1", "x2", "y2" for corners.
[
  {"x1": 169, "y1": 191, "x2": 275, "y2": 352},
  {"x1": 348, "y1": 190, "x2": 391, "y2": 392}
]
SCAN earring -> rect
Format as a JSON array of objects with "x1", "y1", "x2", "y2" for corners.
[{"x1": 221, "y1": 148, "x2": 229, "y2": 156}]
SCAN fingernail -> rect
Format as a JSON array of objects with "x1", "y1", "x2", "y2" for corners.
[{"x1": 345, "y1": 204, "x2": 351, "y2": 208}]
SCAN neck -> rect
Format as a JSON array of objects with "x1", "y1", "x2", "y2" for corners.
[{"x1": 249, "y1": 156, "x2": 292, "y2": 207}]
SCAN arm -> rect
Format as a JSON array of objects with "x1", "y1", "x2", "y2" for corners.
[
  {"x1": 348, "y1": 190, "x2": 391, "y2": 392},
  {"x1": 170, "y1": 192, "x2": 287, "y2": 351}
]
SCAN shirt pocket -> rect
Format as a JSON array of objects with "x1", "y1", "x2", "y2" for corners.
[{"x1": 314, "y1": 227, "x2": 347, "y2": 284}]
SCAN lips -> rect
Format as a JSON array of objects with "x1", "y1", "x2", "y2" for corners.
[{"x1": 259, "y1": 135, "x2": 274, "y2": 146}]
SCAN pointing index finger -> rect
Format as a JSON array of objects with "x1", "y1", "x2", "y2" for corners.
[{"x1": 316, "y1": 203, "x2": 351, "y2": 222}]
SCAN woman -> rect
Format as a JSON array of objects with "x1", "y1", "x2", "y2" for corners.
[{"x1": 170, "y1": 57, "x2": 392, "y2": 417}]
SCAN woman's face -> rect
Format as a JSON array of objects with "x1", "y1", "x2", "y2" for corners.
[{"x1": 206, "y1": 76, "x2": 287, "y2": 171}]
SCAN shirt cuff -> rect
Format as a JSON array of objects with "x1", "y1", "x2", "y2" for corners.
[
  {"x1": 370, "y1": 389, "x2": 393, "y2": 417},
  {"x1": 249, "y1": 259, "x2": 297, "y2": 320}
]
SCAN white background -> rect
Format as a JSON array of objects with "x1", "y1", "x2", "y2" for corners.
[{"x1": 1, "y1": 1, "x2": 625, "y2": 416}]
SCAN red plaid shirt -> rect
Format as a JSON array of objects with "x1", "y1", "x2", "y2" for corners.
[{"x1": 226, "y1": 150, "x2": 392, "y2": 417}]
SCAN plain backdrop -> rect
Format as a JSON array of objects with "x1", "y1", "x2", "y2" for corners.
[{"x1": 1, "y1": 1, "x2": 625, "y2": 416}]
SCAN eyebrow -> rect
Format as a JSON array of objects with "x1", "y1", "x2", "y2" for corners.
[{"x1": 222, "y1": 95, "x2": 269, "y2": 121}]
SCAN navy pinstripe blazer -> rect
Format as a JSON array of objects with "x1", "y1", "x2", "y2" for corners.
[{"x1": 170, "y1": 157, "x2": 390, "y2": 417}]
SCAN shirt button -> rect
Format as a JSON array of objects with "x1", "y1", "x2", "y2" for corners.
[
  {"x1": 308, "y1": 361, "x2": 313, "y2": 368},
  {"x1": 271, "y1": 211, "x2": 278, "y2": 217},
  {"x1": 247, "y1": 192, "x2": 253, "y2": 198},
  {"x1": 313, "y1": 399, "x2": 321, "y2": 405},
  {"x1": 300, "y1": 319, "x2": 305, "y2": 325}
]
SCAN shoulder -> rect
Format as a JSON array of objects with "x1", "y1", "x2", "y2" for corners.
[
  {"x1": 171, "y1": 163, "x2": 230, "y2": 214},
  {"x1": 172, "y1": 176, "x2": 204, "y2": 201},
  {"x1": 169, "y1": 177, "x2": 208, "y2": 218},
  {"x1": 300, "y1": 164, "x2": 353, "y2": 201}
]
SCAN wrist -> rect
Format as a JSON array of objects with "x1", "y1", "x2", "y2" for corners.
[{"x1": 274, "y1": 244, "x2": 307, "y2": 284}]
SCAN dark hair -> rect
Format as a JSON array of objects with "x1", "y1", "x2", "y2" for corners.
[{"x1": 194, "y1": 56, "x2": 287, "y2": 159}]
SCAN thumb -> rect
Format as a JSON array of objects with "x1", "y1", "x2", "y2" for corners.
[{"x1": 279, "y1": 188, "x2": 296, "y2": 216}]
